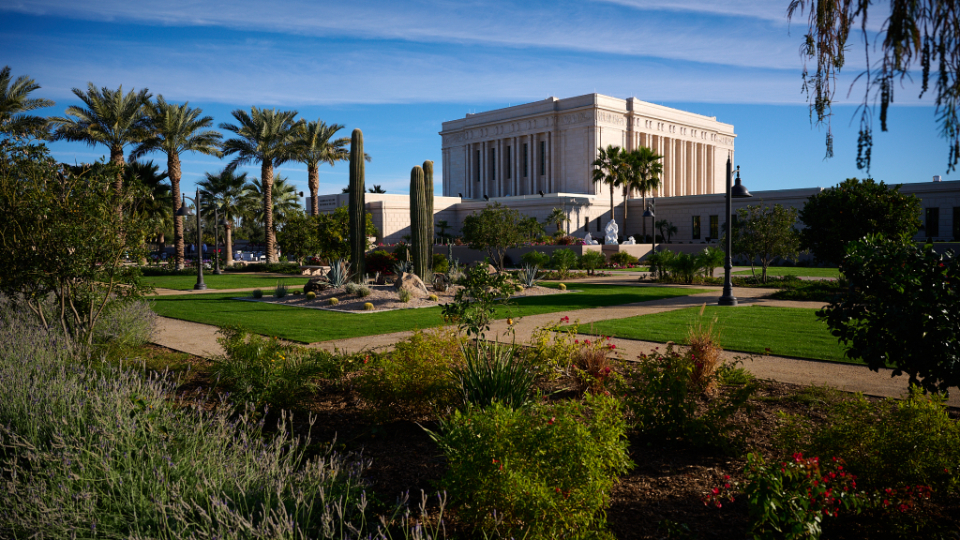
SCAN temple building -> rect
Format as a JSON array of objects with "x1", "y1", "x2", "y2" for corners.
[{"x1": 439, "y1": 94, "x2": 736, "y2": 199}]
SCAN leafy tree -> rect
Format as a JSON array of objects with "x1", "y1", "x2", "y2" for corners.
[
  {"x1": 461, "y1": 203, "x2": 538, "y2": 270},
  {"x1": 622, "y1": 146, "x2": 663, "y2": 238},
  {"x1": 276, "y1": 211, "x2": 322, "y2": 265},
  {"x1": 591, "y1": 145, "x2": 628, "y2": 231},
  {"x1": 314, "y1": 205, "x2": 378, "y2": 262},
  {"x1": 730, "y1": 203, "x2": 802, "y2": 283},
  {"x1": 787, "y1": 0, "x2": 959, "y2": 172},
  {"x1": 49, "y1": 83, "x2": 152, "y2": 193},
  {"x1": 799, "y1": 178, "x2": 922, "y2": 267},
  {"x1": 125, "y1": 161, "x2": 172, "y2": 251},
  {"x1": 0, "y1": 139, "x2": 152, "y2": 350},
  {"x1": 818, "y1": 234, "x2": 959, "y2": 394},
  {"x1": 198, "y1": 165, "x2": 248, "y2": 266},
  {"x1": 0, "y1": 66, "x2": 54, "y2": 137},
  {"x1": 579, "y1": 250, "x2": 607, "y2": 275},
  {"x1": 132, "y1": 96, "x2": 222, "y2": 269},
  {"x1": 220, "y1": 107, "x2": 300, "y2": 263}
]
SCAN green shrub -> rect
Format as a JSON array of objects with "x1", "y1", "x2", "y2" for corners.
[
  {"x1": 521, "y1": 250, "x2": 550, "y2": 268},
  {"x1": 398, "y1": 288, "x2": 412, "y2": 303},
  {"x1": 455, "y1": 340, "x2": 536, "y2": 410},
  {"x1": 365, "y1": 249, "x2": 398, "y2": 275},
  {"x1": 429, "y1": 393, "x2": 633, "y2": 539},
  {"x1": 274, "y1": 281, "x2": 288, "y2": 298},
  {"x1": 356, "y1": 328, "x2": 463, "y2": 418},
  {"x1": 93, "y1": 299, "x2": 157, "y2": 354},
  {"x1": 774, "y1": 386, "x2": 960, "y2": 493},
  {"x1": 357, "y1": 285, "x2": 372, "y2": 297},
  {"x1": 550, "y1": 248, "x2": 578, "y2": 277},
  {"x1": 212, "y1": 326, "x2": 325, "y2": 409},
  {"x1": 252, "y1": 288, "x2": 263, "y2": 299},
  {"x1": 344, "y1": 282, "x2": 359, "y2": 295},
  {"x1": 610, "y1": 251, "x2": 638, "y2": 266},
  {"x1": 305, "y1": 291, "x2": 316, "y2": 300},
  {"x1": 432, "y1": 253, "x2": 449, "y2": 274},
  {"x1": 225, "y1": 261, "x2": 301, "y2": 274},
  {"x1": 646, "y1": 249, "x2": 676, "y2": 280},
  {"x1": 523, "y1": 316, "x2": 579, "y2": 377},
  {"x1": 619, "y1": 344, "x2": 757, "y2": 450},
  {"x1": 578, "y1": 250, "x2": 607, "y2": 275}
]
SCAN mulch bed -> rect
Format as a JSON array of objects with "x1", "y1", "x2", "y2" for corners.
[{"x1": 146, "y1": 344, "x2": 960, "y2": 539}]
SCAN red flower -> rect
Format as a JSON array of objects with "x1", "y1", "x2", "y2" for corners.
[
  {"x1": 548, "y1": 417, "x2": 555, "y2": 425},
  {"x1": 608, "y1": 344, "x2": 616, "y2": 350}
]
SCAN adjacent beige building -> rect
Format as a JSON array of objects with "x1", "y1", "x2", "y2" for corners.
[{"x1": 439, "y1": 93, "x2": 735, "y2": 199}]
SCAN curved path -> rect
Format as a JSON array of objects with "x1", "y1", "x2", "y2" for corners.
[{"x1": 151, "y1": 280, "x2": 959, "y2": 407}]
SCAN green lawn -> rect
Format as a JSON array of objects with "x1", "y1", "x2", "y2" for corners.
[
  {"x1": 150, "y1": 283, "x2": 710, "y2": 343},
  {"x1": 143, "y1": 274, "x2": 310, "y2": 291},
  {"x1": 576, "y1": 305, "x2": 853, "y2": 364},
  {"x1": 733, "y1": 266, "x2": 841, "y2": 279}
]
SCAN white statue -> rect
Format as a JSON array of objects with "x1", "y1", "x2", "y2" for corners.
[
  {"x1": 604, "y1": 220, "x2": 619, "y2": 245},
  {"x1": 583, "y1": 232, "x2": 599, "y2": 245},
  {"x1": 622, "y1": 236, "x2": 636, "y2": 245}
]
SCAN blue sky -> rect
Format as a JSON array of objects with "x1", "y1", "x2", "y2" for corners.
[{"x1": 1, "y1": 0, "x2": 951, "y2": 196}]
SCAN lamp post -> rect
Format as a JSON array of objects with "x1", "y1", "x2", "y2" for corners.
[
  {"x1": 175, "y1": 189, "x2": 207, "y2": 290},
  {"x1": 718, "y1": 157, "x2": 751, "y2": 306}
]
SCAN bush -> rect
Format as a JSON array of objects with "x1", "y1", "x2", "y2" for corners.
[
  {"x1": 774, "y1": 386, "x2": 960, "y2": 494},
  {"x1": 432, "y1": 253, "x2": 449, "y2": 274},
  {"x1": 550, "y1": 248, "x2": 578, "y2": 277},
  {"x1": 305, "y1": 291, "x2": 316, "y2": 300},
  {"x1": 521, "y1": 250, "x2": 550, "y2": 268},
  {"x1": 357, "y1": 285, "x2": 371, "y2": 297},
  {"x1": 523, "y1": 316, "x2": 580, "y2": 378},
  {"x1": 619, "y1": 343, "x2": 757, "y2": 450},
  {"x1": 274, "y1": 281, "x2": 288, "y2": 298},
  {"x1": 573, "y1": 337, "x2": 619, "y2": 394},
  {"x1": 355, "y1": 328, "x2": 464, "y2": 418},
  {"x1": 610, "y1": 252, "x2": 638, "y2": 266},
  {"x1": 429, "y1": 393, "x2": 633, "y2": 539},
  {"x1": 252, "y1": 288, "x2": 263, "y2": 298},
  {"x1": 398, "y1": 288, "x2": 411, "y2": 303},
  {"x1": 225, "y1": 261, "x2": 302, "y2": 274},
  {"x1": 212, "y1": 326, "x2": 325, "y2": 409},
  {"x1": 344, "y1": 282, "x2": 359, "y2": 295},
  {"x1": 365, "y1": 249, "x2": 398, "y2": 275},
  {"x1": 455, "y1": 340, "x2": 536, "y2": 410},
  {"x1": 93, "y1": 299, "x2": 157, "y2": 353},
  {"x1": 428, "y1": 293, "x2": 438, "y2": 301},
  {"x1": 578, "y1": 250, "x2": 606, "y2": 275},
  {"x1": 646, "y1": 249, "x2": 676, "y2": 280}
]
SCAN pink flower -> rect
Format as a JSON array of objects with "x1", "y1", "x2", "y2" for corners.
[
  {"x1": 548, "y1": 417, "x2": 555, "y2": 425},
  {"x1": 608, "y1": 344, "x2": 616, "y2": 350}
]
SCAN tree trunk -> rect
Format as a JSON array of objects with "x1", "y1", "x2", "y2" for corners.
[
  {"x1": 609, "y1": 186, "x2": 615, "y2": 229},
  {"x1": 225, "y1": 222, "x2": 234, "y2": 266},
  {"x1": 641, "y1": 193, "x2": 647, "y2": 240},
  {"x1": 622, "y1": 186, "x2": 629, "y2": 237},
  {"x1": 262, "y1": 160, "x2": 277, "y2": 263},
  {"x1": 308, "y1": 164, "x2": 319, "y2": 216},
  {"x1": 110, "y1": 145, "x2": 125, "y2": 193},
  {"x1": 169, "y1": 154, "x2": 185, "y2": 270}
]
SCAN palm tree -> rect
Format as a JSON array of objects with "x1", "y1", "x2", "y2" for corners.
[
  {"x1": 0, "y1": 66, "x2": 54, "y2": 137},
  {"x1": 198, "y1": 165, "x2": 248, "y2": 266},
  {"x1": 131, "y1": 96, "x2": 222, "y2": 269},
  {"x1": 656, "y1": 219, "x2": 678, "y2": 243},
  {"x1": 241, "y1": 174, "x2": 302, "y2": 251},
  {"x1": 623, "y1": 146, "x2": 663, "y2": 239},
  {"x1": 125, "y1": 161, "x2": 172, "y2": 251},
  {"x1": 292, "y1": 119, "x2": 348, "y2": 215},
  {"x1": 545, "y1": 207, "x2": 569, "y2": 235},
  {"x1": 368, "y1": 185, "x2": 386, "y2": 193},
  {"x1": 49, "y1": 83, "x2": 152, "y2": 193},
  {"x1": 591, "y1": 145, "x2": 627, "y2": 232},
  {"x1": 220, "y1": 107, "x2": 299, "y2": 263}
]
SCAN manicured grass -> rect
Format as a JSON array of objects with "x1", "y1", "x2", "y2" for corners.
[
  {"x1": 143, "y1": 274, "x2": 310, "y2": 290},
  {"x1": 150, "y1": 284, "x2": 710, "y2": 343},
  {"x1": 577, "y1": 305, "x2": 854, "y2": 364},
  {"x1": 733, "y1": 266, "x2": 841, "y2": 278}
]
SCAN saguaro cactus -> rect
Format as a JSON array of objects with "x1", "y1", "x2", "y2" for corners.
[
  {"x1": 410, "y1": 165, "x2": 430, "y2": 280},
  {"x1": 423, "y1": 160, "x2": 435, "y2": 246},
  {"x1": 349, "y1": 128, "x2": 366, "y2": 283}
]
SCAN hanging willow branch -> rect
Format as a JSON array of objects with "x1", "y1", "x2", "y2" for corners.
[{"x1": 788, "y1": 0, "x2": 960, "y2": 173}]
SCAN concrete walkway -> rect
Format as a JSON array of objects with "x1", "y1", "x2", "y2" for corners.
[{"x1": 151, "y1": 281, "x2": 959, "y2": 407}]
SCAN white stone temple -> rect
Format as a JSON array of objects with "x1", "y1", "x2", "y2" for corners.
[{"x1": 439, "y1": 94, "x2": 735, "y2": 199}]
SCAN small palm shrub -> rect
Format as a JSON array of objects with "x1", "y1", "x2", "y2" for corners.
[
  {"x1": 252, "y1": 288, "x2": 264, "y2": 298},
  {"x1": 521, "y1": 263, "x2": 540, "y2": 287},
  {"x1": 578, "y1": 250, "x2": 606, "y2": 275},
  {"x1": 274, "y1": 281, "x2": 288, "y2": 298},
  {"x1": 305, "y1": 291, "x2": 316, "y2": 300},
  {"x1": 398, "y1": 288, "x2": 412, "y2": 303},
  {"x1": 363, "y1": 302, "x2": 374, "y2": 311},
  {"x1": 610, "y1": 251, "x2": 638, "y2": 266},
  {"x1": 521, "y1": 250, "x2": 550, "y2": 268},
  {"x1": 429, "y1": 393, "x2": 633, "y2": 539},
  {"x1": 454, "y1": 340, "x2": 536, "y2": 410},
  {"x1": 667, "y1": 252, "x2": 700, "y2": 283},
  {"x1": 646, "y1": 249, "x2": 676, "y2": 280},
  {"x1": 550, "y1": 248, "x2": 578, "y2": 277},
  {"x1": 329, "y1": 297, "x2": 339, "y2": 305},
  {"x1": 696, "y1": 246, "x2": 725, "y2": 279},
  {"x1": 356, "y1": 328, "x2": 464, "y2": 418}
]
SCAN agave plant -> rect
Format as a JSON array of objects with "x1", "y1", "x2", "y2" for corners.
[
  {"x1": 520, "y1": 263, "x2": 540, "y2": 287},
  {"x1": 327, "y1": 259, "x2": 351, "y2": 288},
  {"x1": 392, "y1": 260, "x2": 413, "y2": 276}
]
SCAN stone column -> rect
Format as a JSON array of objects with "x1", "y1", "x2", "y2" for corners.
[
  {"x1": 530, "y1": 133, "x2": 537, "y2": 195},
  {"x1": 546, "y1": 131, "x2": 552, "y2": 193}
]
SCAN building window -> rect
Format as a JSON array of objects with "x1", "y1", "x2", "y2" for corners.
[
  {"x1": 584, "y1": 217, "x2": 589, "y2": 232},
  {"x1": 506, "y1": 146, "x2": 511, "y2": 179},
  {"x1": 523, "y1": 144, "x2": 528, "y2": 178},
  {"x1": 597, "y1": 217, "x2": 602, "y2": 232},
  {"x1": 692, "y1": 216, "x2": 701, "y2": 240},
  {"x1": 539, "y1": 140, "x2": 546, "y2": 175},
  {"x1": 709, "y1": 215, "x2": 718, "y2": 239},
  {"x1": 475, "y1": 150, "x2": 480, "y2": 182},
  {"x1": 489, "y1": 149, "x2": 496, "y2": 181},
  {"x1": 926, "y1": 207, "x2": 940, "y2": 238},
  {"x1": 954, "y1": 207, "x2": 960, "y2": 240}
]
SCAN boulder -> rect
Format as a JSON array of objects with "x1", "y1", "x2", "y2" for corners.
[
  {"x1": 393, "y1": 272, "x2": 429, "y2": 297},
  {"x1": 303, "y1": 276, "x2": 329, "y2": 295}
]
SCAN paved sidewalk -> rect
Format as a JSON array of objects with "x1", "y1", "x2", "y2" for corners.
[{"x1": 151, "y1": 283, "x2": 959, "y2": 407}]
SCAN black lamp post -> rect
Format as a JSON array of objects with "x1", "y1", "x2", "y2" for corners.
[
  {"x1": 642, "y1": 197, "x2": 656, "y2": 257},
  {"x1": 175, "y1": 189, "x2": 207, "y2": 290},
  {"x1": 718, "y1": 157, "x2": 752, "y2": 306}
]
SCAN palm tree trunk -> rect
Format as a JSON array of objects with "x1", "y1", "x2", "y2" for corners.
[
  {"x1": 169, "y1": 154, "x2": 185, "y2": 270},
  {"x1": 609, "y1": 186, "x2": 615, "y2": 229},
  {"x1": 641, "y1": 193, "x2": 647, "y2": 240},
  {"x1": 308, "y1": 164, "x2": 319, "y2": 216},
  {"x1": 225, "y1": 223, "x2": 234, "y2": 266},
  {"x1": 262, "y1": 161, "x2": 276, "y2": 263},
  {"x1": 622, "y1": 186, "x2": 629, "y2": 237},
  {"x1": 110, "y1": 145, "x2": 125, "y2": 193}
]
